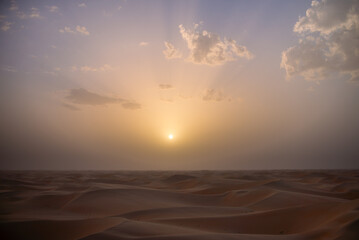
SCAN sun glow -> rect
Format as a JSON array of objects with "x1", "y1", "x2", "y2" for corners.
[{"x1": 168, "y1": 134, "x2": 174, "y2": 140}]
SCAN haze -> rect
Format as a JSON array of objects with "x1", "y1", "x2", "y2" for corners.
[{"x1": 0, "y1": 0, "x2": 358, "y2": 170}]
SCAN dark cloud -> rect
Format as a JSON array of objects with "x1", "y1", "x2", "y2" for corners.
[
  {"x1": 66, "y1": 88, "x2": 122, "y2": 105},
  {"x1": 66, "y1": 88, "x2": 141, "y2": 110},
  {"x1": 159, "y1": 84, "x2": 173, "y2": 89},
  {"x1": 62, "y1": 103, "x2": 81, "y2": 111}
]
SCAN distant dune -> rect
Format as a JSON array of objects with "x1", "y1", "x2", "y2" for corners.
[{"x1": 1, "y1": 170, "x2": 358, "y2": 239}]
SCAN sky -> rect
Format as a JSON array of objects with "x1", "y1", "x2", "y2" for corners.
[{"x1": 0, "y1": 0, "x2": 358, "y2": 170}]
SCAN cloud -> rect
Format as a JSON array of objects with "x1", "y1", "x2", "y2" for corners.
[
  {"x1": 78, "y1": 3, "x2": 86, "y2": 8},
  {"x1": 59, "y1": 27, "x2": 75, "y2": 34},
  {"x1": 66, "y1": 89, "x2": 122, "y2": 105},
  {"x1": 63, "y1": 103, "x2": 81, "y2": 111},
  {"x1": 159, "y1": 84, "x2": 173, "y2": 89},
  {"x1": 72, "y1": 64, "x2": 113, "y2": 72},
  {"x1": 9, "y1": 0, "x2": 18, "y2": 11},
  {"x1": 163, "y1": 41, "x2": 182, "y2": 59},
  {"x1": 76, "y1": 25, "x2": 89, "y2": 35},
  {"x1": 178, "y1": 23, "x2": 253, "y2": 65},
  {"x1": 1, "y1": 65, "x2": 17, "y2": 72},
  {"x1": 29, "y1": 7, "x2": 40, "y2": 18},
  {"x1": 59, "y1": 26, "x2": 90, "y2": 36},
  {"x1": 48, "y1": 6, "x2": 59, "y2": 13},
  {"x1": 66, "y1": 88, "x2": 141, "y2": 110},
  {"x1": 202, "y1": 89, "x2": 232, "y2": 102},
  {"x1": 281, "y1": 0, "x2": 359, "y2": 82},
  {"x1": 1, "y1": 21, "x2": 12, "y2": 31},
  {"x1": 139, "y1": 42, "x2": 149, "y2": 46},
  {"x1": 16, "y1": 7, "x2": 41, "y2": 19},
  {"x1": 8, "y1": 1, "x2": 41, "y2": 19},
  {"x1": 122, "y1": 102, "x2": 142, "y2": 110}
]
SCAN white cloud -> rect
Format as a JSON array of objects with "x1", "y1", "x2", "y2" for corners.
[
  {"x1": 139, "y1": 41, "x2": 149, "y2": 46},
  {"x1": 76, "y1": 25, "x2": 90, "y2": 35},
  {"x1": 281, "y1": 0, "x2": 359, "y2": 82},
  {"x1": 163, "y1": 41, "x2": 182, "y2": 59},
  {"x1": 48, "y1": 6, "x2": 59, "y2": 13},
  {"x1": 178, "y1": 23, "x2": 253, "y2": 65},
  {"x1": 78, "y1": 3, "x2": 86, "y2": 8},
  {"x1": 1, "y1": 21, "x2": 12, "y2": 31},
  {"x1": 59, "y1": 26, "x2": 90, "y2": 36},
  {"x1": 59, "y1": 26, "x2": 75, "y2": 34}
]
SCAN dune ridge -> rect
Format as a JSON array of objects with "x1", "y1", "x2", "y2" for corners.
[{"x1": 0, "y1": 170, "x2": 358, "y2": 239}]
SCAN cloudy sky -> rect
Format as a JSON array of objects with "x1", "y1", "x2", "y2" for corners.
[{"x1": 0, "y1": 0, "x2": 358, "y2": 170}]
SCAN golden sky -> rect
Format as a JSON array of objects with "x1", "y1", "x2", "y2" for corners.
[{"x1": 1, "y1": 0, "x2": 359, "y2": 169}]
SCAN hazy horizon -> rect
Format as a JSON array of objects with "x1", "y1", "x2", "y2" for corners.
[{"x1": 1, "y1": 0, "x2": 359, "y2": 170}]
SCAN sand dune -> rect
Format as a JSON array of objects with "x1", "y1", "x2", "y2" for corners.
[{"x1": 0, "y1": 170, "x2": 358, "y2": 239}]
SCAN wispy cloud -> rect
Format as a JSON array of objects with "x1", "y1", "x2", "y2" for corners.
[
  {"x1": 1, "y1": 21, "x2": 12, "y2": 31},
  {"x1": 78, "y1": 3, "x2": 86, "y2": 8},
  {"x1": 139, "y1": 41, "x2": 149, "y2": 46},
  {"x1": 72, "y1": 64, "x2": 113, "y2": 72},
  {"x1": 59, "y1": 26, "x2": 75, "y2": 34},
  {"x1": 29, "y1": 7, "x2": 40, "y2": 18},
  {"x1": 59, "y1": 25, "x2": 89, "y2": 36},
  {"x1": 202, "y1": 89, "x2": 232, "y2": 102},
  {"x1": 67, "y1": 88, "x2": 121, "y2": 105},
  {"x1": 159, "y1": 84, "x2": 173, "y2": 89},
  {"x1": 16, "y1": 7, "x2": 41, "y2": 19},
  {"x1": 1, "y1": 65, "x2": 17, "y2": 72},
  {"x1": 48, "y1": 6, "x2": 59, "y2": 13},
  {"x1": 163, "y1": 42, "x2": 182, "y2": 59},
  {"x1": 281, "y1": 0, "x2": 359, "y2": 82},
  {"x1": 63, "y1": 103, "x2": 81, "y2": 111},
  {"x1": 76, "y1": 25, "x2": 89, "y2": 35},
  {"x1": 66, "y1": 88, "x2": 141, "y2": 110},
  {"x1": 9, "y1": 0, "x2": 18, "y2": 11},
  {"x1": 121, "y1": 102, "x2": 142, "y2": 110},
  {"x1": 177, "y1": 23, "x2": 253, "y2": 65}
]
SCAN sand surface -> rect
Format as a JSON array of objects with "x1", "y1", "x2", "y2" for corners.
[{"x1": 0, "y1": 170, "x2": 358, "y2": 239}]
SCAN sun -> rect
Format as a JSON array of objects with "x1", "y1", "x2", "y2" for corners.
[{"x1": 168, "y1": 134, "x2": 174, "y2": 140}]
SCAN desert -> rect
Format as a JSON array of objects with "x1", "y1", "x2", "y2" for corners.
[{"x1": 1, "y1": 170, "x2": 358, "y2": 240}]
